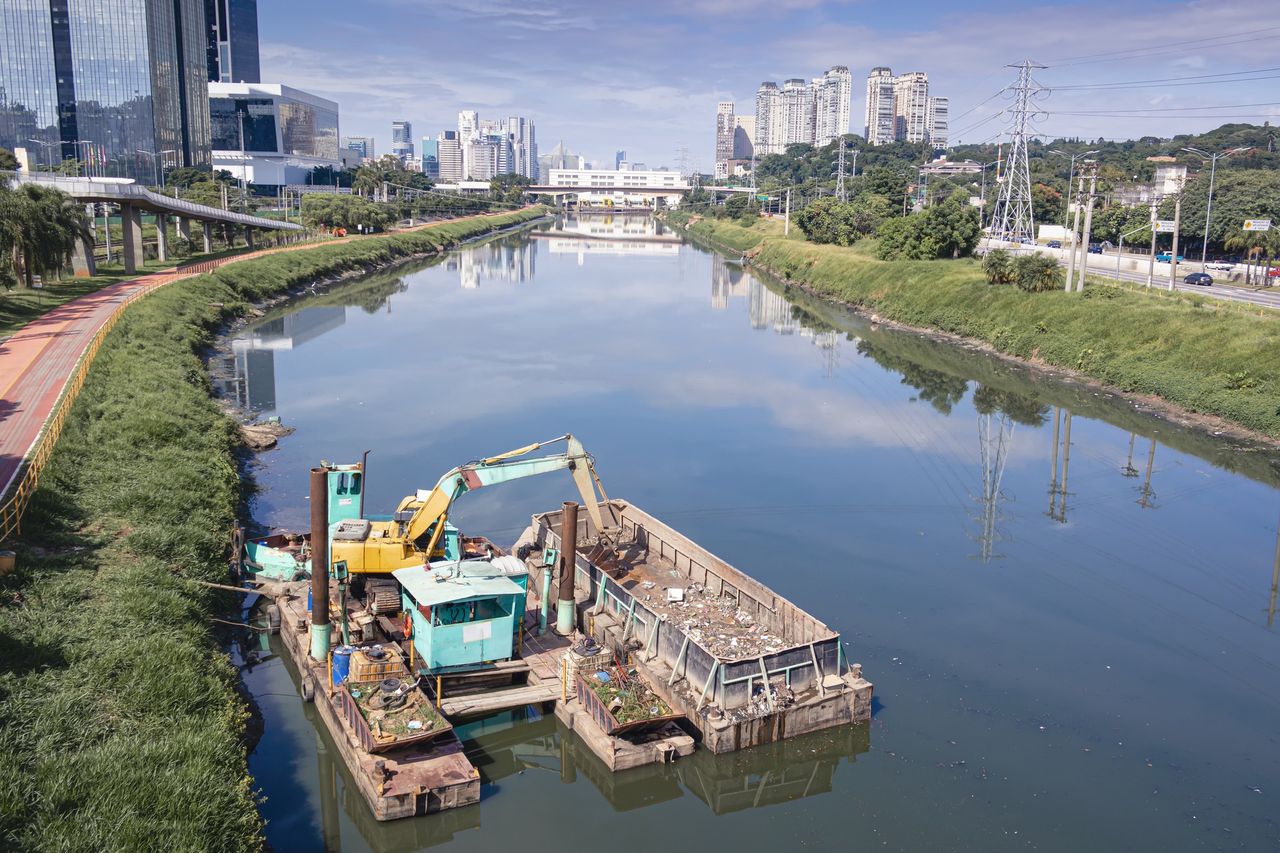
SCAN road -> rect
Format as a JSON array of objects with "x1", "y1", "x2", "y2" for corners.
[{"x1": 1077, "y1": 254, "x2": 1280, "y2": 309}]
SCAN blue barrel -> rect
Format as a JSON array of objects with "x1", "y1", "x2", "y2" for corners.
[
  {"x1": 306, "y1": 586, "x2": 312, "y2": 612},
  {"x1": 331, "y1": 645, "x2": 353, "y2": 685}
]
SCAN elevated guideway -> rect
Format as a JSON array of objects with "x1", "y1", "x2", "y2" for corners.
[{"x1": 11, "y1": 173, "x2": 304, "y2": 275}]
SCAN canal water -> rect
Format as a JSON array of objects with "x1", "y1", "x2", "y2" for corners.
[{"x1": 226, "y1": 215, "x2": 1280, "y2": 852}]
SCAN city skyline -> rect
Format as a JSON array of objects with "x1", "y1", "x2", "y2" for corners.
[{"x1": 255, "y1": 0, "x2": 1280, "y2": 169}]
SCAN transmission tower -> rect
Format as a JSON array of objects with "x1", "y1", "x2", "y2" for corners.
[
  {"x1": 835, "y1": 141, "x2": 847, "y2": 202},
  {"x1": 973, "y1": 412, "x2": 1014, "y2": 562},
  {"x1": 989, "y1": 60, "x2": 1046, "y2": 245}
]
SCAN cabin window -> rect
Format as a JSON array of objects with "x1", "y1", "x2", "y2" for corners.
[
  {"x1": 336, "y1": 472, "x2": 362, "y2": 495},
  {"x1": 433, "y1": 598, "x2": 511, "y2": 626}
]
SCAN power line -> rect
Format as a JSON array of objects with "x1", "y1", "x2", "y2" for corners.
[
  {"x1": 1047, "y1": 73, "x2": 1280, "y2": 93},
  {"x1": 1050, "y1": 100, "x2": 1280, "y2": 114},
  {"x1": 1045, "y1": 25, "x2": 1280, "y2": 67},
  {"x1": 1047, "y1": 65, "x2": 1280, "y2": 90}
]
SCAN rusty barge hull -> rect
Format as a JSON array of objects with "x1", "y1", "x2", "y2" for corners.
[{"x1": 528, "y1": 500, "x2": 873, "y2": 754}]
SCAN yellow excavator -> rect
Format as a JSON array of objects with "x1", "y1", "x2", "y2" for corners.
[{"x1": 329, "y1": 434, "x2": 616, "y2": 576}]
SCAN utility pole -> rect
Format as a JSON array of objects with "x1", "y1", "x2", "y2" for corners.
[
  {"x1": 1065, "y1": 172, "x2": 1084, "y2": 291},
  {"x1": 784, "y1": 187, "x2": 791, "y2": 235},
  {"x1": 1074, "y1": 162, "x2": 1098, "y2": 293},
  {"x1": 1168, "y1": 182, "x2": 1184, "y2": 291},
  {"x1": 1137, "y1": 439, "x2": 1157, "y2": 509},
  {"x1": 989, "y1": 60, "x2": 1046, "y2": 247},
  {"x1": 835, "y1": 141, "x2": 847, "y2": 202},
  {"x1": 1146, "y1": 194, "x2": 1159, "y2": 288}
]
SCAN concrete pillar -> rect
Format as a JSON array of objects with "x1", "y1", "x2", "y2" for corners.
[
  {"x1": 155, "y1": 214, "x2": 168, "y2": 262},
  {"x1": 176, "y1": 217, "x2": 191, "y2": 242},
  {"x1": 202, "y1": 221, "x2": 212, "y2": 253},
  {"x1": 244, "y1": 227, "x2": 254, "y2": 250},
  {"x1": 70, "y1": 233, "x2": 97, "y2": 277},
  {"x1": 121, "y1": 204, "x2": 143, "y2": 275}
]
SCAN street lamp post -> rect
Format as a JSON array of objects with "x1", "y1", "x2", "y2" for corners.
[
  {"x1": 1050, "y1": 149, "x2": 1100, "y2": 237},
  {"x1": 25, "y1": 138, "x2": 61, "y2": 171},
  {"x1": 1182, "y1": 146, "x2": 1247, "y2": 272},
  {"x1": 135, "y1": 148, "x2": 176, "y2": 188}
]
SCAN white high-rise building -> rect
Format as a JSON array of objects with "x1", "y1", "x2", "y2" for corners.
[
  {"x1": 437, "y1": 131, "x2": 463, "y2": 182},
  {"x1": 864, "y1": 67, "x2": 897, "y2": 146},
  {"x1": 893, "y1": 72, "x2": 930, "y2": 143},
  {"x1": 927, "y1": 97, "x2": 949, "y2": 149},
  {"x1": 506, "y1": 115, "x2": 538, "y2": 180},
  {"x1": 715, "y1": 101, "x2": 735, "y2": 176},
  {"x1": 457, "y1": 110, "x2": 479, "y2": 176},
  {"x1": 734, "y1": 115, "x2": 755, "y2": 160},
  {"x1": 812, "y1": 66, "x2": 852, "y2": 147},
  {"x1": 781, "y1": 78, "x2": 813, "y2": 147},
  {"x1": 392, "y1": 120, "x2": 414, "y2": 161},
  {"x1": 754, "y1": 82, "x2": 783, "y2": 157}
]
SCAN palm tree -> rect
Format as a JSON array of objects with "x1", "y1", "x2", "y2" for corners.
[
  {"x1": 0, "y1": 182, "x2": 89, "y2": 288},
  {"x1": 1225, "y1": 229, "x2": 1280, "y2": 286}
]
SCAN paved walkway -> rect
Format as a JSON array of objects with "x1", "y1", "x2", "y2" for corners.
[{"x1": 0, "y1": 271, "x2": 183, "y2": 499}]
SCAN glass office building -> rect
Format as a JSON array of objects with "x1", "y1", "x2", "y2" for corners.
[
  {"x1": 204, "y1": 0, "x2": 260, "y2": 83},
  {"x1": 209, "y1": 82, "x2": 339, "y2": 188},
  {"x1": 0, "y1": 0, "x2": 211, "y2": 179}
]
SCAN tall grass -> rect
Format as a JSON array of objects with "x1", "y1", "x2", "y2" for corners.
[
  {"x1": 673, "y1": 215, "x2": 1280, "y2": 437},
  {"x1": 0, "y1": 208, "x2": 545, "y2": 851}
]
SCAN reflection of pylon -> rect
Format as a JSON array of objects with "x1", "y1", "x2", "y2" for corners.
[
  {"x1": 818, "y1": 331, "x2": 839, "y2": 378},
  {"x1": 973, "y1": 412, "x2": 1015, "y2": 561},
  {"x1": 1136, "y1": 438, "x2": 1158, "y2": 509},
  {"x1": 1269, "y1": 511, "x2": 1280, "y2": 628}
]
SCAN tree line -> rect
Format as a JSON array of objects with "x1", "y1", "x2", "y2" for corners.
[{"x1": 0, "y1": 168, "x2": 89, "y2": 289}]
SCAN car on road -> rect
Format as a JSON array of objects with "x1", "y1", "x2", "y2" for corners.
[
  {"x1": 1046, "y1": 240, "x2": 1062, "y2": 249},
  {"x1": 1087, "y1": 243, "x2": 1103, "y2": 254},
  {"x1": 1156, "y1": 252, "x2": 1185, "y2": 263},
  {"x1": 1205, "y1": 261, "x2": 1236, "y2": 273},
  {"x1": 1183, "y1": 272, "x2": 1213, "y2": 287}
]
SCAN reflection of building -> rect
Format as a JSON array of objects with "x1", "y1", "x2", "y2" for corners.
[
  {"x1": 225, "y1": 306, "x2": 346, "y2": 415},
  {"x1": 210, "y1": 82, "x2": 340, "y2": 189},
  {"x1": 710, "y1": 253, "x2": 751, "y2": 309},
  {"x1": 2, "y1": 0, "x2": 211, "y2": 178},
  {"x1": 747, "y1": 277, "x2": 841, "y2": 364},
  {"x1": 538, "y1": 215, "x2": 681, "y2": 261},
  {"x1": 446, "y1": 240, "x2": 535, "y2": 289}
]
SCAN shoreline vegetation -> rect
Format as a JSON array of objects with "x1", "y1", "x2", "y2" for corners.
[
  {"x1": 0, "y1": 208, "x2": 545, "y2": 851},
  {"x1": 667, "y1": 212, "x2": 1280, "y2": 441}
]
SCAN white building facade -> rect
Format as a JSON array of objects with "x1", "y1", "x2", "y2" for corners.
[
  {"x1": 208, "y1": 82, "x2": 339, "y2": 188},
  {"x1": 864, "y1": 67, "x2": 896, "y2": 145}
]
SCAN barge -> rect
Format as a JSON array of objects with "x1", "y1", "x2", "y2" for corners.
[{"x1": 259, "y1": 440, "x2": 871, "y2": 822}]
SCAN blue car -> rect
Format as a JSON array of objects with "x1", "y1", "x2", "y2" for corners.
[{"x1": 1156, "y1": 252, "x2": 1185, "y2": 263}]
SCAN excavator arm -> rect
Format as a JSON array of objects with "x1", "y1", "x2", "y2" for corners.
[{"x1": 403, "y1": 434, "x2": 613, "y2": 557}]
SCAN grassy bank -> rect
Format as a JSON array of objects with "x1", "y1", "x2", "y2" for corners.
[
  {"x1": 0, "y1": 208, "x2": 545, "y2": 851},
  {"x1": 669, "y1": 212, "x2": 1280, "y2": 438}
]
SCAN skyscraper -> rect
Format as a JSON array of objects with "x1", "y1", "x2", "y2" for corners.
[
  {"x1": 420, "y1": 137, "x2": 439, "y2": 179},
  {"x1": 505, "y1": 115, "x2": 537, "y2": 181},
  {"x1": 615, "y1": 149, "x2": 626, "y2": 170},
  {"x1": 342, "y1": 136, "x2": 374, "y2": 160},
  {"x1": 204, "y1": 0, "x2": 260, "y2": 83},
  {"x1": 1, "y1": 0, "x2": 211, "y2": 178},
  {"x1": 780, "y1": 79, "x2": 813, "y2": 147},
  {"x1": 733, "y1": 115, "x2": 755, "y2": 160},
  {"x1": 812, "y1": 66, "x2": 851, "y2": 147},
  {"x1": 437, "y1": 130, "x2": 462, "y2": 182},
  {"x1": 893, "y1": 72, "x2": 930, "y2": 143},
  {"x1": 391, "y1": 120, "x2": 413, "y2": 161},
  {"x1": 864, "y1": 67, "x2": 896, "y2": 146},
  {"x1": 754, "y1": 82, "x2": 782, "y2": 157},
  {"x1": 927, "y1": 97, "x2": 949, "y2": 149},
  {"x1": 715, "y1": 101, "x2": 735, "y2": 176}
]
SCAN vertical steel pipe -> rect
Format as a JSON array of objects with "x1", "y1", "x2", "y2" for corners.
[
  {"x1": 309, "y1": 467, "x2": 332, "y2": 660},
  {"x1": 556, "y1": 501, "x2": 579, "y2": 634}
]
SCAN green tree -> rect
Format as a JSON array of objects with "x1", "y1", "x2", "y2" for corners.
[
  {"x1": 489, "y1": 173, "x2": 531, "y2": 204},
  {"x1": 1012, "y1": 254, "x2": 1063, "y2": 292},
  {"x1": 795, "y1": 194, "x2": 892, "y2": 246},
  {"x1": 0, "y1": 147, "x2": 18, "y2": 171},
  {"x1": 982, "y1": 248, "x2": 1017, "y2": 285},
  {"x1": 0, "y1": 180, "x2": 88, "y2": 288}
]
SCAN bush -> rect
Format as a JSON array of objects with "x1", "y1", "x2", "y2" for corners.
[
  {"x1": 1013, "y1": 254, "x2": 1064, "y2": 292},
  {"x1": 875, "y1": 195, "x2": 981, "y2": 261},
  {"x1": 795, "y1": 195, "x2": 892, "y2": 247},
  {"x1": 983, "y1": 249, "x2": 1017, "y2": 285}
]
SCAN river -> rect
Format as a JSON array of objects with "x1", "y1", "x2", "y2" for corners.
[{"x1": 223, "y1": 214, "x2": 1280, "y2": 852}]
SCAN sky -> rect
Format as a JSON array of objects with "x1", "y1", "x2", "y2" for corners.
[{"x1": 259, "y1": 0, "x2": 1280, "y2": 170}]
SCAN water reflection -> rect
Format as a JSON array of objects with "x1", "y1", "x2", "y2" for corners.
[
  {"x1": 445, "y1": 239, "x2": 534, "y2": 289},
  {"x1": 532, "y1": 213, "x2": 681, "y2": 260}
]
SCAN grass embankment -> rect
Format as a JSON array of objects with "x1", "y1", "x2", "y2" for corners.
[
  {"x1": 670, "y1": 212, "x2": 1280, "y2": 438},
  {"x1": 0, "y1": 208, "x2": 545, "y2": 851}
]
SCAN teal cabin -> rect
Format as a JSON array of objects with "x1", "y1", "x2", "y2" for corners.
[{"x1": 395, "y1": 557, "x2": 529, "y2": 673}]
